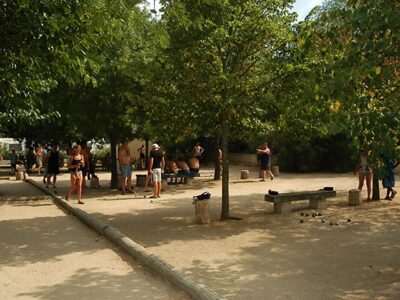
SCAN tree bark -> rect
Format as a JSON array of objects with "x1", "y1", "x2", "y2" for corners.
[
  {"x1": 214, "y1": 135, "x2": 221, "y2": 181},
  {"x1": 220, "y1": 121, "x2": 230, "y2": 220},
  {"x1": 145, "y1": 138, "x2": 149, "y2": 166},
  {"x1": 372, "y1": 172, "x2": 380, "y2": 200},
  {"x1": 110, "y1": 136, "x2": 119, "y2": 189}
]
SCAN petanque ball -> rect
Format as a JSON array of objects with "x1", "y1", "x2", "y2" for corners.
[
  {"x1": 300, "y1": 219, "x2": 304, "y2": 223},
  {"x1": 321, "y1": 218, "x2": 326, "y2": 223},
  {"x1": 347, "y1": 218, "x2": 351, "y2": 222},
  {"x1": 305, "y1": 213, "x2": 309, "y2": 217},
  {"x1": 330, "y1": 221, "x2": 334, "y2": 225},
  {"x1": 300, "y1": 212, "x2": 304, "y2": 216},
  {"x1": 335, "y1": 221, "x2": 339, "y2": 226}
]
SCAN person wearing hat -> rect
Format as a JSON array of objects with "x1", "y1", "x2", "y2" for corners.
[{"x1": 148, "y1": 143, "x2": 165, "y2": 198}]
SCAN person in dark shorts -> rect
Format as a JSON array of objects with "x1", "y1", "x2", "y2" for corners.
[
  {"x1": 382, "y1": 158, "x2": 399, "y2": 200},
  {"x1": 256, "y1": 142, "x2": 274, "y2": 181},
  {"x1": 137, "y1": 145, "x2": 146, "y2": 169},
  {"x1": 10, "y1": 149, "x2": 18, "y2": 175},
  {"x1": 66, "y1": 145, "x2": 85, "y2": 204},
  {"x1": 46, "y1": 144, "x2": 62, "y2": 189}
]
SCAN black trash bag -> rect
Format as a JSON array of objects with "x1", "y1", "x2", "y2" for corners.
[
  {"x1": 193, "y1": 192, "x2": 211, "y2": 202},
  {"x1": 268, "y1": 189, "x2": 279, "y2": 195},
  {"x1": 323, "y1": 187, "x2": 334, "y2": 191}
]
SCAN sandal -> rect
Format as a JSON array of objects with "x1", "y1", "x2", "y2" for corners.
[
  {"x1": 78, "y1": 201, "x2": 85, "y2": 204},
  {"x1": 391, "y1": 190, "x2": 397, "y2": 199},
  {"x1": 384, "y1": 196, "x2": 392, "y2": 201}
]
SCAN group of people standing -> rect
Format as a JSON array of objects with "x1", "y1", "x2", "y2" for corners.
[
  {"x1": 355, "y1": 148, "x2": 399, "y2": 201},
  {"x1": 118, "y1": 140, "x2": 205, "y2": 199}
]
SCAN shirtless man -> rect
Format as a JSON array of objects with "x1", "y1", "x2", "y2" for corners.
[
  {"x1": 165, "y1": 157, "x2": 179, "y2": 174},
  {"x1": 188, "y1": 154, "x2": 200, "y2": 174},
  {"x1": 193, "y1": 142, "x2": 204, "y2": 163},
  {"x1": 177, "y1": 158, "x2": 190, "y2": 175},
  {"x1": 118, "y1": 139, "x2": 133, "y2": 194}
]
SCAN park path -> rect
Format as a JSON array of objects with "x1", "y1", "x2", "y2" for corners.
[{"x1": 0, "y1": 179, "x2": 189, "y2": 300}]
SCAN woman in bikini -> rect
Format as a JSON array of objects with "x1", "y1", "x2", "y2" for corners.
[
  {"x1": 354, "y1": 148, "x2": 372, "y2": 201},
  {"x1": 66, "y1": 145, "x2": 85, "y2": 204}
]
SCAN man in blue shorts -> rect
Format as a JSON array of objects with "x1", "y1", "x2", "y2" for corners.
[{"x1": 118, "y1": 139, "x2": 133, "y2": 194}]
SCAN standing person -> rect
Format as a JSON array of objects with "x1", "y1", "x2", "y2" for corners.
[
  {"x1": 193, "y1": 142, "x2": 205, "y2": 163},
  {"x1": 382, "y1": 158, "x2": 399, "y2": 200},
  {"x1": 66, "y1": 145, "x2": 85, "y2": 204},
  {"x1": 26, "y1": 146, "x2": 36, "y2": 173},
  {"x1": 42, "y1": 146, "x2": 51, "y2": 184},
  {"x1": 137, "y1": 145, "x2": 146, "y2": 169},
  {"x1": 36, "y1": 143, "x2": 46, "y2": 175},
  {"x1": 86, "y1": 143, "x2": 96, "y2": 180},
  {"x1": 354, "y1": 148, "x2": 372, "y2": 201},
  {"x1": 256, "y1": 142, "x2": 274, "y2": 181},
  {"x1": 148, "y1": 143, "x2": 165, "y2": 198},
  {"x1": 46, "y1": 144, "x2": 62, "y2": 189},
  {"x1": 80, "y1": 140, "x2": 91, "y2": 188},
  {"x1": 118, "y1": 139, "x2": 133, "y2": 194},
  {"x1": 10, "y1": 149, "x2": 18, "y2": 175}
]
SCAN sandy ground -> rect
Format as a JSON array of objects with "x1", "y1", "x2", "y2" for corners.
[
  {"x1": 0, "y1": 178, "x2": 189, "y2": 300},
  {"x1": 4, "y1": 164, "x2": 400, "y2": 299}
]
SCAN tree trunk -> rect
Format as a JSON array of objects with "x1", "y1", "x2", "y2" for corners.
[
  {"x1": 372, "y1": 172, "x2": 380, "y2": 200},
  {"x1": 110, "y1": 136, "x2": 119, "y2": 189},
  {"x1": 220, "y1": 121, "x2": 230, "y2": 220},
  {"x1": 214, "y1": 135, "x2": 221, "y2": 181},
  {"x1": 145, "y1": 139, "x2": 149, "y2": 167}
]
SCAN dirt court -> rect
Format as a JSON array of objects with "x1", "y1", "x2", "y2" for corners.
[
  {"x1": 3, "y1": 164, "x2": 400, "y2": 299},
  {"x1": 0, "y1": 179, "x2": 189, "y2": 300}
]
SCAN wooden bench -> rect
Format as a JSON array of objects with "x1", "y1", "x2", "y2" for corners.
[
  {"x1": 265, "y1": 190, "x2": 336, "y2": 214},
  {"x1": 162, "y1": 173, "x2": 199, "y2": 184}
]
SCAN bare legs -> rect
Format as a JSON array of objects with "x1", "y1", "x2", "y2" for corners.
[
  {"x1": 46, "y1": 174, "x2": 57, "y2": 188},
  {"x1": 358, "y1": 171, "x2": 372, "y2": 200},
  {"x1": 152, "y1": 181, "x2": 161, "y2": 198},
  {"x1": 66, "y1": 173, "x2": 84, "y2": 204},
  {"x1": 260, "y1": 169, "x2": 274, "y2": 181},
  {"x1": 120, "y1": 176, "x2": 132, "y2": 194}
]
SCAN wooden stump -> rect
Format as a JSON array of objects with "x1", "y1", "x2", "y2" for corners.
[
  {"x1": 15, "y1": 171, "x2": 24, "y2": 181},
  {"x1": 194, "y1": 200, "x2": 210, "y2": 224},
  {"x1": 240, "y1": 170, "x2": 249, "y2": 179},
  {"x1": 161, "y1": 179, "x2": 168, "y2": 191},
  {"x1": 349, "y1": 189, "x2": 361, "y2": 206},
  {"x1": 271, "y1": 165, "x2": 279, "y2": 177}
]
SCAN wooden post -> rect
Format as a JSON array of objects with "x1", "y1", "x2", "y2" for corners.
[
  {"x1": 240, "y1": 170, "x2": 249, "y2": 179},
  {"x1": 16, "y1": 171, "x2": 24, "y2": 180},
  {"x1": 271, "y1": 166, "x2": 279, "y2": 177},
  {"x1": 195, "y1": 200, "x2": 210, "y2": 224},
  {"x1": 349, "y1": 189, "x2": 362, "y2": 206}
]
